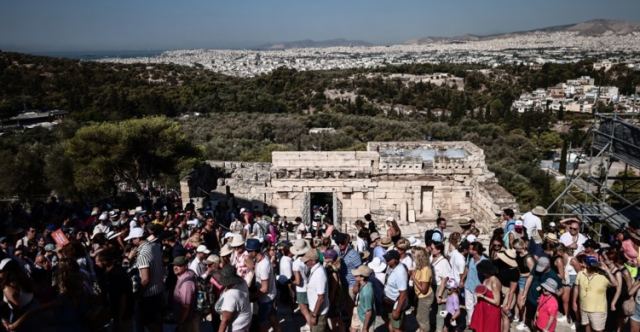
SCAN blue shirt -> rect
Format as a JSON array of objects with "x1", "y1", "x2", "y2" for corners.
[
  {"x1": 504, "y1": 219, "x2": 515, "y2": 234},
  {"x1": 340, "y1": 247, "x2": 362, "y2": 287},
  {"x1": 373, "y1": 246, "x2": 385, "y2": 260},
  {"x1": 464, "y1": 256, "x2": 486, "y2": 292}
]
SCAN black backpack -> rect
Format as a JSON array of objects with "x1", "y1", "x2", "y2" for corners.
[{"x1": 424, "y1": 228, "x2": 443, "y2": 246}]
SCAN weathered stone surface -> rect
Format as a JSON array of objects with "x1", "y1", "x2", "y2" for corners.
[{"x1": 181, "y1": 141, "x2": 518, "y2": 228}]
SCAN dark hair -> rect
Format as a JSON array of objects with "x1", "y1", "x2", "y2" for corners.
[
  {"x1": 470, "y1": 242, "x2": 485, "y2": 255},
  {"x1": 437, "y1": 217, "x2": 446, "y2": 224},
  {"x1": 542, "y1": 241, "x2": 558, "y2": 252},
  {"x1": 358, "y1": 229, "x2": 370, "y2": 240},
  {"x1": 364, "y1": 214, "x2": 372, "y2": 221},
  {"x1": 503, "y1": 209, "x2": 515, "y2": 218},
  {"x1": 476, "y1": 260, "x2": 498, "y2": 277},
  {"x1": 605, "y1": 249, "x2": 626, "y2": 265},
  {"x1": 492, "y1": 228, "x2": 505, "y2": 239},
  {"x1": 0, "y1": 260, "x2": 33, "y2": 293},
  {"x1": 432, "y1": 241, "x2": 445, "y2": 253}
]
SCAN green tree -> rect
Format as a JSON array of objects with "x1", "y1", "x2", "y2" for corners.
[
  {"x1": 559, "y1": 140, "x2": 568, "y2": 175},
  {"x1": 64, "y1": 117, "x2": 199, "y2": 199}
]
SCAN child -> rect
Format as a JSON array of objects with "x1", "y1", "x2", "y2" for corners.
[
  {"x1": 535, "y1": 278, "x2": 559, "y2": 332},
  {"x1": 444, "y1": 279, "x2": 461, "y2": 332}
]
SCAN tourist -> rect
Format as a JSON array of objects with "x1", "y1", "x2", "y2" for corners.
[
  {"x1": 364, "y1": 214, "x2": 377, "y2": 234},
  {"x1": 172, "y1": 256, "x2": 199, "y2": 332},
  {"x1": 356, "y1": 229, "x2": 369, "y2": 254},
  {"x1": 368, "y1": 256, "x2": 387, "y2": 284},
  {"x1": 382, "y1": 250, "x2": 408, "y2": 332},
  {"x1": 215, "y1": 265, "x2": 252, "y2": 332},
  {"x1": 495, "y1": 249, "x2": 519, "y2": 332},
  {"x1": 469, "y1": 260, "x2": 502, "y2": 332},
  {"x1": 573, "y1": 255, "x2": 618, "y2": 332},
  {"x1": 535, "y1": 278, "x2": 560, "y2": 332},
  {"x1": 502, "y1": 209, "x2": 516, "y2": 235},
  {"x1": 277, "y1": 242, "x2": 294, "y2": 305},
  {"x1": 444, "y1": 279, "x2": 462, "y2": 332},
  {"x1": 559, "y1": 219, "x2": 587, "y2": 254},
  {"x1": 189, "y1": 244, "x2": 210, "y2": 277},
  {"x1": 350, "y1": 265, "x2": 375, "y2": 332},
  {"x1": 229, "y1": 234, "x2": 253, "y2": 285},
  {"x1": 489, "y1": 235, "x2": 505, "y2": 261},
  {"x1": 386, "y1": 218, "x2": 402, "y2": 244},
  {"x1": 302, "y1": 249, "x2": 329, "y2": 332},
  {"x1": 604, "y1": 248, "x2": 629, "y2": 332},
  {"x1": 336, "y1": 232, "x2": 361, "y2": 302},
  {"x1": 246, "y1": 238, "x2": 279, "y2": 332},
  {"x1": 0, "y1": 258, "x2": 40, "y2": 332},
  {"x1": 369, "y1": 232, "x2": 385, "y2": 259},
  {"x1": 462, "y1": 241, "x2": 486, "y2": 324},
  {"x1": 291, "y1": 238, "x2": 311, "y2": 323},
  {"x1": 431, "y1": 241, "x2": 452, "y2": 332},
  {"x1": 553, "y1": 245, "x2": 575, "y2": 325},
  {"x1": 95, "y1": 249, "x2": 134, "y2": 332},
  {"x1": 505, "y1": 220, "x2": 524, "y2": 249},
  {"x1": 324, "y1": 249, "x2": 345, "y2": 332},
  {"x1": 447, "y1": 232, "x2": 465, "y2": 283},
  {"x1": 412, "y1": 246, "x2": 434, "y2": 332},
  {"x1": 520, "y1": 256, "x2": 562, "y2": 330},
  {"x1": 522, "y1": 206, "x2": 547, "y2": 244}
]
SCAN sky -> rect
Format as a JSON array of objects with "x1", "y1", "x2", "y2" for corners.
[{"x1": 1, "y1": 0, "x2": 640, "y2": 53}]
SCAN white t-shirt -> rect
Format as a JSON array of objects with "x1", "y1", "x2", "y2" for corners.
[
  {"x1": 189, "y1": 257, "x2": 205, "y2": 277},
  {"x1": 448, "y1": 249, "x2": 465, "y2": 284},
  {"x1": 356, "y1": 237, "x2": 368, "y2": 253},
  {"x1": 219, "y1": 282, "x2": 252, "y2": 331},
  {"x1": 278, "y1": 255, "x2": 293, "y2": 283},
  {"x1": 522, "y1": 212, "x2": 542, "y2": 238},
  {"x1": 306, "y1": 263, "x2": 329, "y2": 316},
  {"x1": 255, "y1": 256, "x2": 277, "y2": 303},
  {"x1": 431, "y1": 255, "x2": 452, "y2": 286},
  {"x1": 292, "y1": 257, "x2": 308, "y2": 293},
  {"x1": 400, "y1": 255, "x2": 415, "y2": 271},
  {"x1": 559, "y1": 232, "x2": 588, "y2": 255}
]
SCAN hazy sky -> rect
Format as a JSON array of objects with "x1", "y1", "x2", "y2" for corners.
[{"x1": 1, "y1": 0, "x2": 640, "y2": 52}]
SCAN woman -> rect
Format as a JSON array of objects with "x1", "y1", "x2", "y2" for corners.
[
  {"x1": 49, "y1": 258, "x2": 92, "y2": 331},
  {"x1": 489, "y1": 236, "x2": 504, "y2": 261},
  {"x1": 412, "y1": 247, "x2": 433, "y2": 332},
  {"x1": 604, "y1": 249, "x2": 630, "y2": 332},
  {"x1": 469, "y1": 260, "x2": 502, "y2": 332},
  {"x1": 556, "y1": 245, "x2": 576, "y2": 326},
  {"x1": 324, "y1": 249, "x2": 345, "y2": 332},
  {"x1": 0, "y1": 258, "x2": 40, "y2": 332},
  {"x1": 386, "y1": 219, "x2": 402, "y2": 244}
]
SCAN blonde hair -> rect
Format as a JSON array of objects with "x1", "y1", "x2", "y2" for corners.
[{"x1": 413, "y1": 247, "x2": 431, "y2": 270}]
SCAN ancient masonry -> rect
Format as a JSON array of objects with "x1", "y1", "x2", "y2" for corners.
[{"x1": 181, "y1": 141, "x2": 517, "y2": 232}]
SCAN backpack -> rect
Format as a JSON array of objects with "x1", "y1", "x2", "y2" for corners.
[
  {"x1": 424, "y1": 229, "x2": 443, "y2": 246},
  {"x1": 369, "y1": 276, "x2": 385, "y2": 317},
  {"x1": 196, "y1": 276, "x2": 214, "y2": 315}
]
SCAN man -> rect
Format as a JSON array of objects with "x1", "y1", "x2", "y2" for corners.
[
  {"x1": 126, "y1": 226, "x2": 165, "y2": 332},
  {"x1": 573, "y1": 256, "x2": 618, "y2": 332},
  {"x1": 95, "y1": 249, "x2": 133, "y2": 332},
  {"x1": 431, "y1": 241, "x2": 452, "y2": 332},
  {"x1": 15, "y1": 226, "x2": 36, "y2": 253},
  {"x1": 505, "y1": 220, "x2": 524, "y2": 249},
  {"x1": 370, "y1": 232, "x2": 385, "y2": 260},
  {"x1": 277, "y1": 242, "x2": 294, "y2": 306},
  {"x1": 462, "y1": 242, "x2": 486, "y2": 325},
  {"x1": 172, "y1": 256, "x2": 198, "y2": 332},
  {"x1": 365, "y1": 214, "x2": 377, "y2": 234},
  {"x1": 336, "y1": 233, "x2": 362, "y2": 300},
  {"x1": 522, "y1": 206, "x2": 546, "y2": 243},
  {"x1": 246, "y1": 238, "x2": 279, "y2": 332},
  {"x1": 202, "y1": 217, "x2": 221, "y2": 254},
  {"x1": 216, "y1": 265, "x2": 252, "y2": 332},
  {"x1": 383, "y1": 250, "x2": 408, "y2": 332},
  {"x1": 351, "y1": 265, "x2": 375, "y2": 332},
  {"x1": 519, "y1": 256, "x2": 562, "y2": 330},
  {"x1": 93, "y1": 212, "x2": 111, "y2": 235},
  {"x1": 190, "y1": 245, "x2": 210, "y2": 277},
  {"x1": 302, "y1": 249, "x2": 329, "y2": 332},
  {"x1": 502, "y1": 209, "x2": 516, "y2": 235},
  {"x1": 559, "y1": 219, "x2": 588, "y2": 255}
]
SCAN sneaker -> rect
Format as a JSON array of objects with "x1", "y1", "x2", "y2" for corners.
[
  {"x1": 557, "y1": 314, "x2": 566, "y2": 322},
  {"x1": 516, "y1": 323, "x2": 528, "y2": 331},
  {"x1": 570, "y1": 323, "x2": 576, "y2": 330},
  {"x1": 513, "y1": 316, "x2": 520, "y2": 323}
]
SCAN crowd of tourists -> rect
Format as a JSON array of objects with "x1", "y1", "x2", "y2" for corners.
[{"x1": 1, "y1": 200, "x2": 640, "y2": 332}]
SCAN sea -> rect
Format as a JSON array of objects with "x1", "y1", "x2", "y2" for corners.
[{"x1": 31, "y1": 50, "x2": 164, "y2": 60}]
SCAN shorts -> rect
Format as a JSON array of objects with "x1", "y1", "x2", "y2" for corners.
[
  {"x1": 297, "y1": 292, "x2": 309, "y2": 305},
  {"x1": 388, "y1": 309, "x2": 405, "y2": 329},
  {"x1": 258, "y1": 300, "x2": 274, "y2": 322},
  {"x1": 631, "y1": 302, "x2": 640, "y2": 322},
  {"x1": 350, "y1": 308, "x2": 363, "y2": 330},
  {"x1": 140, "y1": 294, "x2": 163, "y2": 326},
  {"x1": 568, "y1": 274, "x2": 577, "y2": 287},
  {"x1": 518, "y1": 275, "x2": 527, "y2": 292},
  {"x1": 311, "y1": 314, "x2": 327, "y2": 332},
  {"x1": 580, "y1": 310, "x2": 606, "y2": 331}
]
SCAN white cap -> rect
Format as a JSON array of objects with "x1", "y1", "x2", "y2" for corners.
[
  {"x1": 98, "y1": 212, "x2": 108, "y2": 221},
  {"x1": 466, "y1": 234, "x2": 477, "y2": 243},
  {"x1": 196, "y1": 245, "x2": 211, "y2": 254},
  {"x1": 124, "y1": 227, "x2": 144, "y2": 241}
]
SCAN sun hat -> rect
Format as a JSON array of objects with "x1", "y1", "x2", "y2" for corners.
[
  {"x1": 361, "y1": 250, "x2": 371, "y2": 261},
  {"x1": 383, "y1": 250, "x2": 400, "y2": 262},
  {"x1": 532, "y1": 206, "x2": 548, "y2": 217},
  {"x1": 44, "y1": 243, "x2": 56, "y2": 252},
  {"x1": 213, "y1": 265, "x2": 244, "y2": 287},
  {"x1": 368, "y1": 257, "x2": 387, "y2": 273},
  {"x1": 544, "y1": 233, "x2": 559, "y2": 243},
  {"x1": 304, "y1": 233, "x2": 313, "y2": 240},
  {"x1": 172, "y1": 256, "x2": 188, "y2": 266},
  {"x1": 352, "y1": 265, "x2": 373, "y2": 278},
  {"x1": 540, "y1": 278, "x2": 559, "y2": 295},
  {"x1": 220, "y1": 244, "x2": 233, "y2": 257},
  {"x1": 106, "y1": 231, "x2": 123, "y2": 241},
  {"x1": 459, "y1": 219, "x2": 471, "y2": 227},
  {"x1": 108, "y1": 210, "x2": 118, "y2": 219},
  {"x1": 205, "y1": 254, "x2": 220, "y2": 265},
  {"x1": 300, "y1": 249, "x2": 319, "y2": 263},
  {"x1": 290, "y1": 239, "x2": 310, "y2": 256},
  {"x1": 134, "y1": 206, "x2": 146, "y2": 215},
  {"x1": 124, "y1": 227, "x2": 144, "y2": 241},
  {"x1": 497, "y1": 249, "x2": 518, "y2": 268},
  {"x1": 380, "y1": 237, "x2": 393, "y2": 248},
  {"x1": 229, "y1": 234, "x2": 245, "y2": 248},
  {"x1": 245, "y1": 238, "x2": 261, "y2": 252},
  {"x1": 535, "y1": 256, "x2": 551, "y2": 272},
  {"x1": 370, "y1": 232, "x2": 380, "y2": 242},
  {"x1": 196, "y1": 245, "x2": 211, "y2": 255}
]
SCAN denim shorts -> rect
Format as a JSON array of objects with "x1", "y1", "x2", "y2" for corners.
[
  {"x1": 258, "y1": 300, "x2": 274, "y2": 322},
  {"x1": 518, "y1": 275, "x2": 527, "y2": 291},
  {"x1": 296, "y1": 292, "x2": 309, "y2": 305},
  {"x1": 631, "y1": 301, "x2": 640, "y2": 323}
]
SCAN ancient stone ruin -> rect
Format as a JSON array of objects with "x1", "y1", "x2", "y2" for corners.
[{"x1": 181, "y1": 141, "x2": 517, "y2": 232}]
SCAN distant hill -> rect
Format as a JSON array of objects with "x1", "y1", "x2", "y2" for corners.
[
  {"x1": 254, "y1": 38, "x2": 374, "y2": 50},
  {"x1": 409, "y1": 19, "x2": 640, "y2": 44}
]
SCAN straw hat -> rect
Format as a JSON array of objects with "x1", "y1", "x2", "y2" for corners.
[
  {"x1": 544, "y1": 233, "x2": 559, "y2": 243},
  {"x1": 290, "y1": 239, "x2": 310, "y2": 256},
  {"x1": 532, "y1": 206, "x2": 547, "y2": 217},
  {"x1": 220, "y1": 244, "x2": 233, "y2": 257},
  {"x1": 367, "y1": 257, "x2": 387, "y2": 273},
  {"x1": 229, "y1": 234, "x2": 245, "y2": 248},
  {"x1": 496, "y1": 249, "x2": 518, "y2": 268},
  {"x1": 459, "y1": 219, "x2": 471, "y2": 227},
  {"x1": 352, "y1": 265, "x2": 373, "y2": 278},
  {"x1": 213, "y1": 265, "x2": 244, "y2": 287},
  {"x1": 380, "y1": 237, "x2": 393, "y2": 248}
]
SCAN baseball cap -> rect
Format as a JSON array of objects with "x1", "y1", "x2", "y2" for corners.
[
  {"x1": 535, "y1": 256, "x2": 550, "y2": 272},
  {"x1": 196, "y1": 245, "x2": 211, "y2": 254}
]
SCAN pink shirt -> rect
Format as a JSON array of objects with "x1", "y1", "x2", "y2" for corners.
[
  {"x1": 173, "y1": 270, "x2": 196, "y2": 308},
  {"x1": 536, "y1": 294, "x2": 558, "y2": 332},
  {"x1": 232, "y1": 251, "x2": 252, "y2": 278}
]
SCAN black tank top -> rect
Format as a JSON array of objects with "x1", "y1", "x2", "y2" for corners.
[{"x1": 516, "y1": 253, "x2": 531, "y2": 274}]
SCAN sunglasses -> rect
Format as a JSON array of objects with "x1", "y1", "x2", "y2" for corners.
[{"x1": 569, "y1": 227, "x2": 579, "y2": 231}]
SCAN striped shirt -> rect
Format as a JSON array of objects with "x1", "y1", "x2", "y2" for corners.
[
  {"x1": 135, "y1": 239, "x2": 165, "y2": 297},
  {"x1": 340, "y1": 247, "x2": 362, "y2": 287}
]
